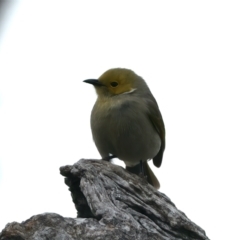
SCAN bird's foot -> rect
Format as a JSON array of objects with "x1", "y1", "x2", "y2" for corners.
[{"x1": 139, "y1": 172, "x2": 147, "y2": 179}]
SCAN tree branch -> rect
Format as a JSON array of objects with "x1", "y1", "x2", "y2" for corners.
[{"x1": 0, "y1": 159, "x2": 209, "y2": 240}]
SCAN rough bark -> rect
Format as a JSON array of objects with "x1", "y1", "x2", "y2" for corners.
[{"x1": 0, "y1": 159, "x2": 209, "y2": 240}]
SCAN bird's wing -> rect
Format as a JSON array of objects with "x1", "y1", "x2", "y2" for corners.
[{"x1": 146, "y1": 96, "x2": 165, "y2": 168}]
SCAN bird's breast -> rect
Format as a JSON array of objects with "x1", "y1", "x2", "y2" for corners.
[{"x1": 91, "y1": 97, "x2": 161, "y2": 165}]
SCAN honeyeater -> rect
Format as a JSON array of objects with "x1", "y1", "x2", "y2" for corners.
[{"x1": 83, "y1": 68, "x2": 165, "y2": 189}]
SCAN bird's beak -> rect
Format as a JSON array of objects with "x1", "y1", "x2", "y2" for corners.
[{"x1": 83, "y1": 79, "x2": 104, "y2": 87}]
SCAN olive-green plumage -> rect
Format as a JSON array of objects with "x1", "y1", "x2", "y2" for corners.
[{"x1": 84, "y1": 68, "x2": 165, "y2": 189}]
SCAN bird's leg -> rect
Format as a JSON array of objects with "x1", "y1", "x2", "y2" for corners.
[
  {"x1": 140, "y1": 160, "x2": 144, "y2": 175},
  {"x1": 102, "y1": 154, "x2": 116, "y2": 162},
  {"x1": 139, "y1": 160, "x2": 147, "y2": 179},
  {"x1": 126, "y1": 162, "x2": 148, "y2": 181}
]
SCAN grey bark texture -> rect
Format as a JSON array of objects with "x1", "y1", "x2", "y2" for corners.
[{"x1": 0, "y1": 159, "x2": 209, "y2": 240}]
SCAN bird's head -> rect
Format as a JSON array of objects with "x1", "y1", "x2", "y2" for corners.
[{"x1": 84, "y1": 68, "x2": 147, "y2": 98}]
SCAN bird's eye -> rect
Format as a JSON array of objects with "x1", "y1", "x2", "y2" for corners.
[{"x1": 110, "y1": 82, "x2": 118, "y2": 87}]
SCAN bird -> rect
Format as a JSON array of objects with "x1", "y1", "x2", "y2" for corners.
[{"x1": 83, "y1": 68, "x2": 165, "y2": 189}]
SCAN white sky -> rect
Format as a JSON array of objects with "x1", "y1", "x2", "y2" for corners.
[{"x1": 0, "y1": 1, "x2": 240, "y2": 239}]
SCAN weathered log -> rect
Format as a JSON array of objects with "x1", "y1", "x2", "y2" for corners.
[{"x1": 0, "y1": 159, "x2": 209, "y2": 240}]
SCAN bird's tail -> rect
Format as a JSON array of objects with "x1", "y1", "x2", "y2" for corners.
[
  {"x1": 143, "y1": 161, "x2": 160, "y2": 189},
  {"x1": 126, "y1": 161, "x2": 160, "y2": 189}
]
